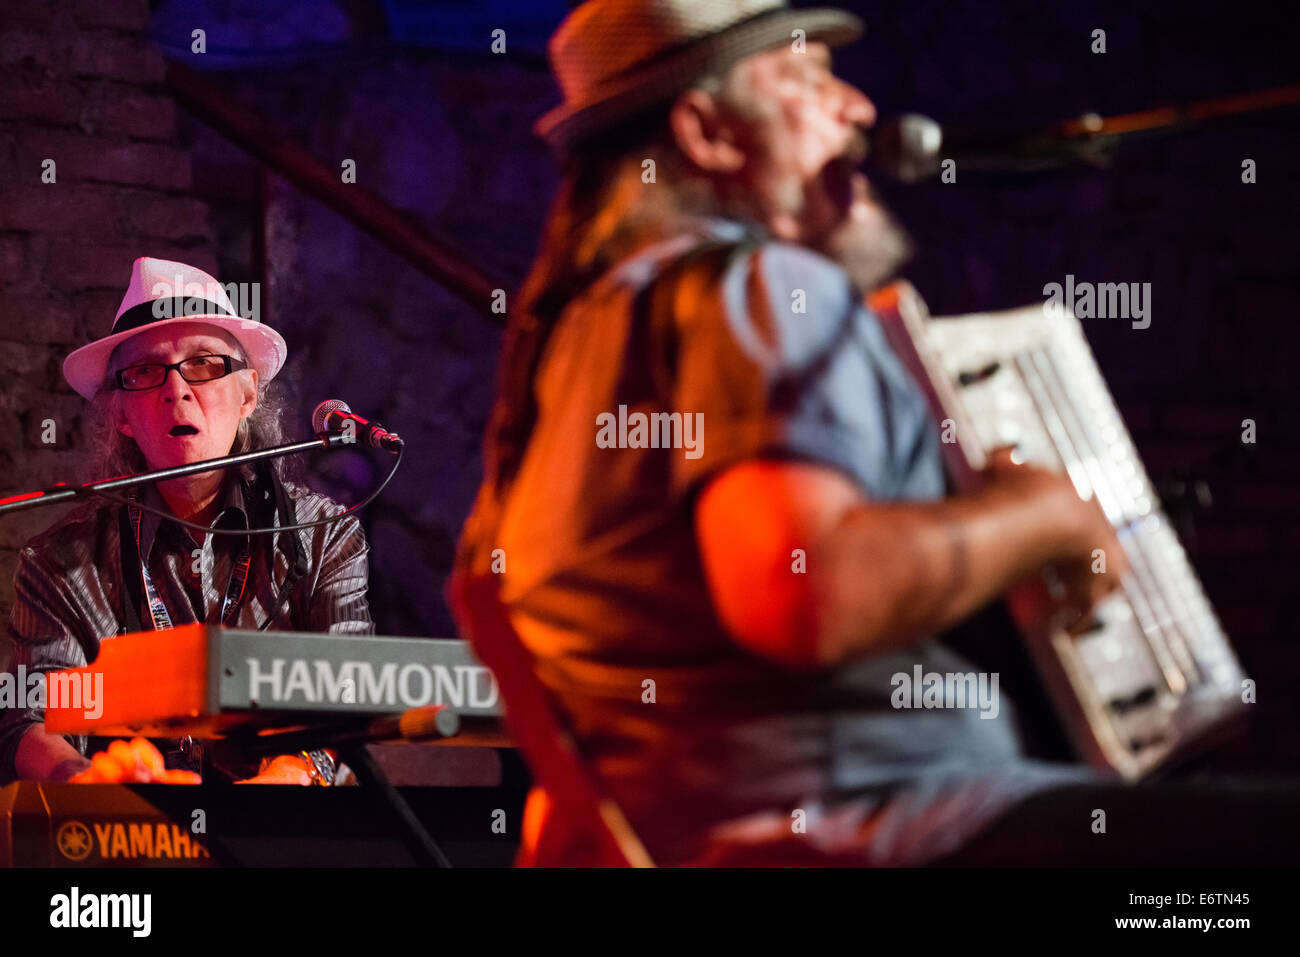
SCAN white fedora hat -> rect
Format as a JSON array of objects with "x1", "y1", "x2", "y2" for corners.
[
  {"x1": 63, "y1": 256, "x2": 288, "y2": 400},
  {"x1": 536, "y1": 0, "x2": 863, "y2": 154}
]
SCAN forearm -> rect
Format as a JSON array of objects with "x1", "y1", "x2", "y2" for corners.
[
  {"x1": 14, "y1": 723, "x2": 90, "y2": 781},
  {"x1": 811, "y1": 484, "x2": 1080, "y2": 664}
]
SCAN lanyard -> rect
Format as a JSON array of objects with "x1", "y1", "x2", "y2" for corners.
[
  {"x1": 114, "y1": 495, "x2": 254, "y2": 779},
  {"x1": 127, "y1": 498, "x2": 252, "y2": 631}
]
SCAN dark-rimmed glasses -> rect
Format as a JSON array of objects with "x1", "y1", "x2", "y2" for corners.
[{"x1": 114, "y1": 354, "x2": 248, "y2": 392}]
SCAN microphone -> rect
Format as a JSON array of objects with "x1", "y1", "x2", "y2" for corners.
[
  {"x1": 870, "y1": 112, "x2": 1113, "y2": 182},
  {"x1": 312, "y1": 399, "x2": 404, "y2": 452}
]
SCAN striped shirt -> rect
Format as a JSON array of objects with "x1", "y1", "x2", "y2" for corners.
[{"x1": 0, "y1": 471, "x2": 373, "y2": 783}]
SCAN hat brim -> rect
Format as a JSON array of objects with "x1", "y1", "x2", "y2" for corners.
[
  {"x1": 536, "y1": 7, "x2": 864, "y2": 154},
  {"x1": 63, "y1": 314, "x2": 288, "y2": 400}
]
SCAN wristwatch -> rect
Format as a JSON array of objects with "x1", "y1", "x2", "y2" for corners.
[{"x1": 299, "y1": 749, "x2": 337, "y2": 786}]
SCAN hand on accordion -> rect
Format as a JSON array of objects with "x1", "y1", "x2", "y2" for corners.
[{"x1": 981, "y1": 447, "x2": 1130, "y2": 635}]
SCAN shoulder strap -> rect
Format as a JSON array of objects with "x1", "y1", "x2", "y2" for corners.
[
  {"x1": 261, "y1": 462, "x2": 307, "y2": 630},
  {"x1": 117, "y1": 505, "x2": 145, "y2": 635},
  {"x1": 643, "y1": 237, "x2": 762, "y2": 408}
]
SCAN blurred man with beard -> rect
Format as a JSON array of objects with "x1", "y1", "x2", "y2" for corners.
[{"x1": 452, "y1": 0, "x2": 1161, "y2": 865}]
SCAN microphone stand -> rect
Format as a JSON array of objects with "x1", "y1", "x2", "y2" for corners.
[
  {"x1": 875, "y1": 82, "x2": 1300, "y2": 181},
  {"x1": 1026, "y1": 82, "x2": 1300, "y2": 172},
  {"x1": 0, "y1": 434, "x2": 352, "y2": 516}
]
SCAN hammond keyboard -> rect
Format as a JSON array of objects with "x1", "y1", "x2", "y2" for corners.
[{"x1": 44, "y1": 624, "x2": 505, "y2": 739}]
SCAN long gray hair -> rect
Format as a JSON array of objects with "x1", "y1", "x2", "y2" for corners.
[
  {"x1": 467, "y1": 72, "x2": 770, "y2": 542},
  {"x1": 82, "y1": 332, "x2": 295, "y2": 484}
]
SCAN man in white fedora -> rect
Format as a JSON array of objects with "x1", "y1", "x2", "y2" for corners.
[
  {"x1": 453, "y1": 0, "x2": 1300, "y2": 866},
  {"x1": 0, "y1": 257, "x2": 373, "y2": 786}
]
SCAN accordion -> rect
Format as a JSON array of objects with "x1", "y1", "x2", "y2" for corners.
[{"x1": 871, "y1": 281, "x2": 1247, "y2": 780}]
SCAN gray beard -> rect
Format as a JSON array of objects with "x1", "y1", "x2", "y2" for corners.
[{"x1": 818, "y1": 198, "x2": 914, "y2": 294}]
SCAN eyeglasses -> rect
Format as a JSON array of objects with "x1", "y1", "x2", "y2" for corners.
[{"x1": 114, "y1": 354, "x2": 248, "y2": 392}]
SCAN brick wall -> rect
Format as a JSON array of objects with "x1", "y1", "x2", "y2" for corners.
[{"x1": 0, "y1": 0, "x2": 217, "y2": 617}]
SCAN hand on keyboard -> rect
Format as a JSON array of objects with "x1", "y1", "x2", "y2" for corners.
[{"x1": 69, "y1": 738, "x2": 201, "y2": 784}]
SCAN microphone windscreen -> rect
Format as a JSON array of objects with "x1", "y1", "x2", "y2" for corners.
[
  {"x1": 312, "y1": 398, "x2": 350, "y2": 434},
  {"x1": 871, "y1": 113, "x2": 944, "y2": 183}
]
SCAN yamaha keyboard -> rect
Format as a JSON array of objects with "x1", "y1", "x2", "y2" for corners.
[
  {"x1": 44, "y1": 624, "x2": 507, "y2": 741},
  {"x1": 0, "y1": 758, "x2": 528, "y2": 867}
]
